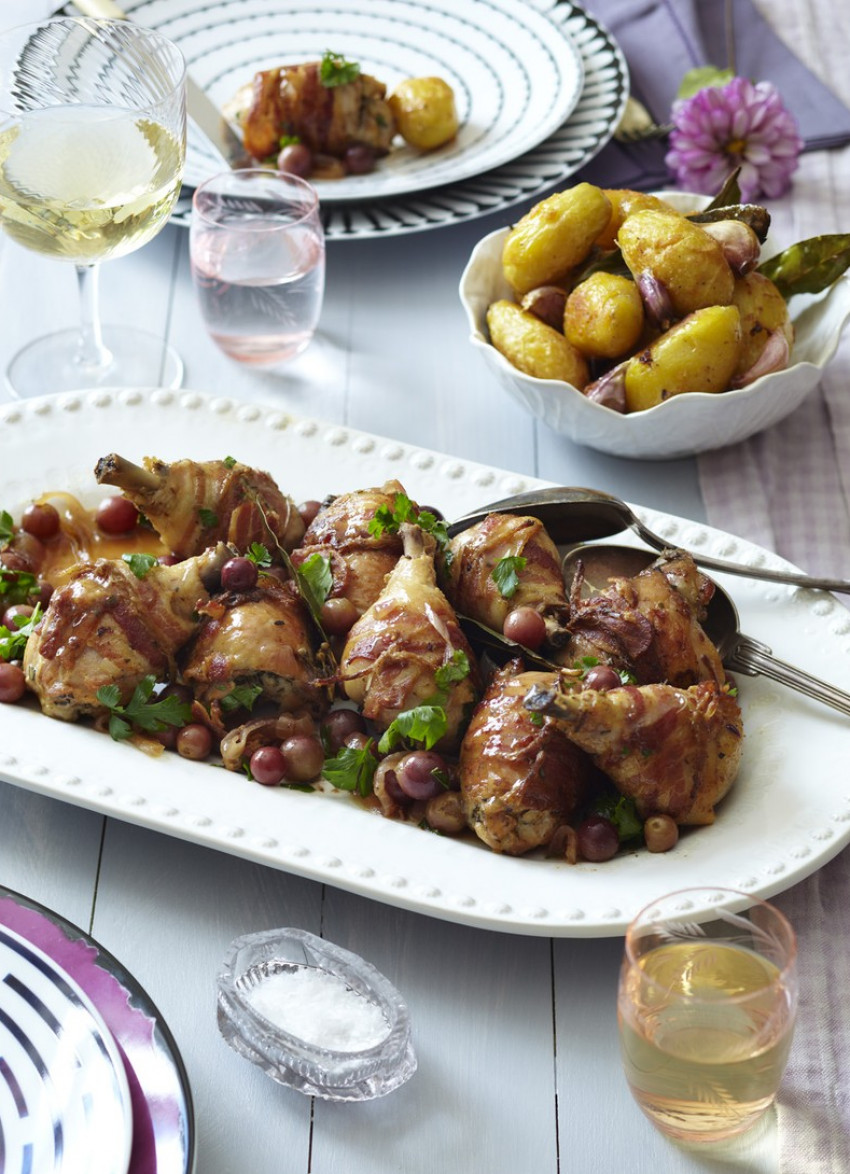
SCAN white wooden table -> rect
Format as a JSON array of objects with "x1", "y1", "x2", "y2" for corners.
[{"x1": 2, "y1": 1, "x2": 843, "y2": 1170}]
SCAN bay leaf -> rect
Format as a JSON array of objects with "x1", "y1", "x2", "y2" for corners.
[{"x1": 758, "y1": 235, "x2": 850, "y2": 299}]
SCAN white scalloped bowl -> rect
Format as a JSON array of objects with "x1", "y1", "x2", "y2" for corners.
[{"x1": 459, "y1": 192, "x2": 850, "y2": 460}]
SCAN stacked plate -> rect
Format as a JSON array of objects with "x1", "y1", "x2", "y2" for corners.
[
  {"x1": 72, "y1": 0, "x2": 628, "y2": 239},
  {"x1": 0, "y1": 927, "x2": 132, "y2": 1174},
  {"x1": 0, "y1": 891, "x2": 195, "y2": 1174}
]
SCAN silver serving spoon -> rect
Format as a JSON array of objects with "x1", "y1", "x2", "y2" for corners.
[
  {"x1": 449, "y1": 486, "x2": 850, "y2": 596},
  {"x1": 563, "y1": 542, "x2": 850, "y2": 718}
]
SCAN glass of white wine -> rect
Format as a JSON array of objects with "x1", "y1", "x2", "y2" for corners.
[
  {"x1": 0, "y1": 17, "x2": 186, "y2": 398},
  {"x1": 618, "y1": 887, "x2": 798, "y2": 1144}
]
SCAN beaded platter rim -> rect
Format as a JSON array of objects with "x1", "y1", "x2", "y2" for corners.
[{"x1": 1, "y1": 387, "x2": 849, "y2": 938}]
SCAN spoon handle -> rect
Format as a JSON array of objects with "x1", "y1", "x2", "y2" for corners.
[
  {"x1": 631, "y1": 520, "x2": 850, "y2": 595},
  {"x1": 726, "y1": 634, "x2": 850, "y2": 717}
]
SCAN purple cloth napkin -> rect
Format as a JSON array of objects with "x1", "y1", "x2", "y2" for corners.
[{"x1": 574, "y1": 0, "x2": 850, "y2": 190}]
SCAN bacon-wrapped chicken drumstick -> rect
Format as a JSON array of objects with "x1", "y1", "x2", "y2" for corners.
[
  {"x1": 459, "y1": 662, "x2": 592, "y2": 855},
  {"x1": 94, "y1": 454, "x2": 304, "y2": 561},
  {"x1": 339, "y1": 524, "x2": 479, "y2": 750},
  {"x1": 23, "y1": 544, "x2": 230, "y2": 721},
  {"x1": 525, "y1": 677, "x2": 743, "y2": 826},
  {"x1": 291, "y1": 480, "x2": 413, "y2": 619}
]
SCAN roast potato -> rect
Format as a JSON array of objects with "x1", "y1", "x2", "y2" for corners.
[
  {"x1": 618, "y1": 209, "x2": 735, "y2": 317},
  {"x1": 596, "y1": 189, "x2": 674, "y2": 251},
  {"x1": 564, "y1": 272, "x2": 645, "y2": 360},
  {"x1": 501, "y1": 184, "x2": 612, "y2": 296},
  {"x1": 388, "y1": 77, "x2": 459, "y2": 150},
  {"x1": 731, "y1": 271, "x2": 794, "y2": 377},
  {"x1": 487, "y1": 300, "x2": 589, "y2": 386},
  {"x1": 624, "y1": 305, "x2": 742, "y2": 413}
]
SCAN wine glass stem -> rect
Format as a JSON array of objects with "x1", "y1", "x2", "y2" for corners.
[{"x1": 75, "y1": 263, "x2": 114, "y2": 374}]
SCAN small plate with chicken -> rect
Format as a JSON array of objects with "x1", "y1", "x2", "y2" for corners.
[
  {"x1": 103, "y1": 0, "x2": 585, "y2": 203},
  {"x1": 1, "y1": 388, "x2": 849, "y2": 937}
]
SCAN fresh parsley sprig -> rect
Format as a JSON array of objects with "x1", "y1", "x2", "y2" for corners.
[
  {"x1": 367, "y1": 492, "x2": 448, "y2": 548},
  {"x1": 0, "y1": 603, "x2": 42, "y2": 662},
  {"x1": 296, "y1": 552, "x2": 333, "y2": 619},
  {"x1": 0, "y1": 509, "x2": 15, "y2": 543},
  {"x1": 378, "y1": 705, "x2": 448, "y2": 753},
  {"x1": 96, "y1": 676, "x2": 192, "y2": 742},
  {"x1": 320, "y1": 50, "x2": 360, "y2": 88},
  {"x1": 122, "y1": 552, "x2": 157, "y2": 580},
  {"x1": 491, "y1": 555, "x2": 527, "y2": 599},
  {"x1": 0, "y1": 568, "x2": 37, "y2": 604},
  {"x1": 219, "y1": 682, "x2": 263, "y2": 714},
  {"x1": 246, "y1": 542, "x2": 272, "y2": 569},
  {"x1": 322, "y1": 742, "x2": 378, "y2": 797}
]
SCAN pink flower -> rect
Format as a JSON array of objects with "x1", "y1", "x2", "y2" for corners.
[{"x1": 665, "y1": 77, "x2": 803, "y2": 202}]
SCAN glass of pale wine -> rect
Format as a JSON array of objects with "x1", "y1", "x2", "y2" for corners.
[
  {"x1": 0, "y1": 18, "x2": 186, "y2": 398},
  {"x1": 618, "y1": 887, "x2": 797, "y2": 1144}
]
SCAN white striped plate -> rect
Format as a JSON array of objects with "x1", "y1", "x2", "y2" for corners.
[
  {"x1": 73, "y1": 0, "x2": 627, "y2": 239},
  {"x1": 110, "y1": 0, "x2": 584, "y2": 200},
  {"x1": 0, "y1": 926, "x2": 132, "y2": 1174}
]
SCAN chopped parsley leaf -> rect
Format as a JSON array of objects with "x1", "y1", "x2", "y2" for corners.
[
  {"x1": 122, "y1": 552, "x2": 157, "y2": 579},
  {"x1": 320, "y1": 50, "x2": 360, "y2": 88},
  {"x1": 96, "y1": 676, "x2": 192, "y2": 742},
  {"x1": 491, "y1": 555, "x2": 527, "y2": 599}
]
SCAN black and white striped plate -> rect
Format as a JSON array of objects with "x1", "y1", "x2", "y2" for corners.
[
  {"x1": 0, "y1": 925, "x2": 132, "y2": 1174},
  {"x1": 98, "y1": 0, "x2": 586, "y2": 201},
  {"x1": 67, "y1": 0, "x2": 628, "y2": 239}
]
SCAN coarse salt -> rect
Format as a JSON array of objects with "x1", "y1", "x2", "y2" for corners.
[{"x1": 246, "y1": 966, "x2": 391, "y2": 1052}]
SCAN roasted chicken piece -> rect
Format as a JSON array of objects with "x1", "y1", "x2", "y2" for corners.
[
  {"x1": 241, "y1": 62, "x2": 396, "y2": 161},
  {"x1": 23, "y1": 544, "x2": 230, "y2": 721},
  {"x1": 444, "y1": 513, "x2": 570, "y2": 651},
  {"x1": 338, "y1": 524, "x2": 479, "y2": 750},
  {"x1": 459, "y1": 662, "x2": 592, "y2": 856},
  {"x1": 564, "y1": 551, "x2": 726, "y2": 687},
  {"x1": 94, "y1": 454, "x2": 304, "y2": 561},
  {"x1": 291, "y1": 480, "x2": 414, "y2": 617},
  {"x1": 525, "y1": 678, "x2": 743, "y2": 825},
  {"x1": 180, "y1": 575, "x2": 329, "y2": 718}
]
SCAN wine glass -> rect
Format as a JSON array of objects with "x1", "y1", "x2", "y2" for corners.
[
  {"x1": 618, "y1": 887, "x2": 798, "y2": 1144},
  {"x1": 0, "y1": 17, "x2": 186, "y2": 398}
]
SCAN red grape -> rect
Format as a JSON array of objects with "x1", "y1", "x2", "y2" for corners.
[
  {"x1": 320, "y1": 596, "x2": 358, "y2": 636},
  {"x1": 503, "y1": 607, "x2": 546, "y2": 649},
  {"x1": 577, "y1": 815, "x2": 619, "y2": 862},
  {"x1": 2, "y1": 604, "x2": 33, "y2": 629},
  {"x1": 584, "y1": 665, "x2": 622, "y2": 691},
  {"x1": 220, "y1": 556, "x2": 258, "y2": 592},
  {"x1": 396, "y1": 751, "x2": 448, "y2": 801},
  {"x1": 176, "y1": 723, "x2": 213, "y2": 761},
  {"x1": 298, "y1": 500, "x2": 322, "y2": 528},
  {"x1": 96, "y1": 495, "x2": 139, "y2": 535},
  {"x1": 277, "y1": 143, "x2": 313, "y2": 177},
  {"x1": 0, "y1": 663, "x2": 26, "y2": 704},
  {"x1": 250, "y1": 745, "x2": 287, "y2": 786},
  {"x1": 343, "y1": 145, "x2": 376, "y2": 175},
  {"x1": 322, "y1": 708, "x2": 366, "y2": 753},
  {"x1": 21, "y1": 502, "x2": 60, "y2": 540},
  {"x1": 280, "y1": 734, "x2": 325, "y2": 782}
]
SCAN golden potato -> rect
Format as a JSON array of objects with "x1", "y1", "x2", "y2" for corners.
[
  {"x1": 731, "y1": 271, "x2": 794, "y2": 376},
  {"x1": 624, "y1": 305, "x2": 742, "y2": 413},
  {"x1": 501, "y1": 184, "x2": 612, "y2": 296},
  {"x1": 564, "y1": 272, "x2": 644, "y2": 359},
  {"x1": 487, "y1": 300, "x2": 589, "y2": 386},
  {"x1": 388, "y1": 77, "x2": 459, "y2": 150},
  {"x1": 618, "y1": 210, "x2": 735, "y2": 317},
  {"x1": 596, "y1": 189, "x2": 674, "y2": 251}
]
